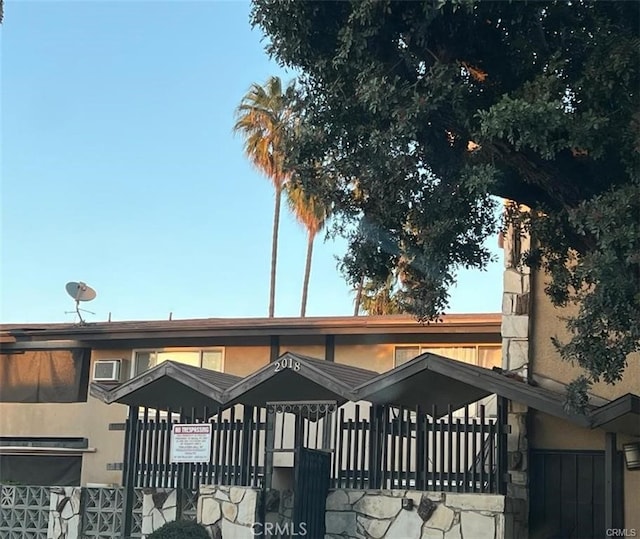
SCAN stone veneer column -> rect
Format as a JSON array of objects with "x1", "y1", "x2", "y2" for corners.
[
  {"x1": 47, "y1": 487, "x2": 82, "y2": 539},
  {"x1": 198, "y1": 485, "x2": 261, "y2": 539},
  {"x1": 141, "y1": 488, "x2": 178, "y2": 537},
  {"x1": 500, "y1": 205, "x2": 531, "y2": 539}
]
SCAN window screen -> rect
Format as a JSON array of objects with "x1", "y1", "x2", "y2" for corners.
[{"x1": 0, "y1": 349, "x2": 91, "y2": 403}]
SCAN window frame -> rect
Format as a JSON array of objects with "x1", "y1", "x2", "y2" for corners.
[
  {"x1": 393, "y1": 343, "x2": 501, "y2": 368},
  {"x1": 130, "y1": 347, "x2": 225, "y2": 378}
]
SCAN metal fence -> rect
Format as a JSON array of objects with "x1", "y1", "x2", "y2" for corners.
[
  {"x1": 332, "y1": 403, "x2": 506, "y2": 493},
  {"x1": 126, "y1": 406, "x2": 267, "y2": 490},
  {"x1": 126, "y1": 400, "x2": 507, "y2": 495}
]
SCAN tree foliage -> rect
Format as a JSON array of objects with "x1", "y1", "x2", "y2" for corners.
[
  {"x1": 358, "y1": 273, "x2": 403, "y2": 316},
  {"x1": 251, "y1": 0, "x2": 640, "y2": 406}
]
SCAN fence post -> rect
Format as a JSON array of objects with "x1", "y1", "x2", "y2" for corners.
[
  {"x1": 121, "y1": 405, "x2": 139, "y2": 539},
  {"x1": 264, "y1": 406, "x2": 276, "y2": 491},
  {"x1": 496, "y1": 396, "x2": 509, "y2": 495},
  {"x1": 368, "y1": 405, "x2": 384, "y2": 489},
  {"x1": 240, "y1": 405, "x2": 254, "y2": 486},
  {"x1": 415, "y1": 406, "x2": 424, "y2": 490}
]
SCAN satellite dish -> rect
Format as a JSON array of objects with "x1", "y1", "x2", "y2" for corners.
[
  {"x1": 66, "y1": 282, "x2": 97, "y2": 302},
  {"x1": 65, "y1": 281, "x2": 97, "y2": 324}
]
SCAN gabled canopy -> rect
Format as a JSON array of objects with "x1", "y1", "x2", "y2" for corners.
[
  {"x1": 90, "y1": 361, "x2": 242, "y2": 412},
  {"x1": 223, "y1": 352, "x2": 378, "y2": 407},
  {"x1": 90, "y1": 351, "x2": 639, "y2": 436},
  {"x1": 355, "y1": 353, "x2": 593, "y2": 427}
]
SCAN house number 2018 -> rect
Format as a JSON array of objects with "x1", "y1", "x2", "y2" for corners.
[{"x1": 274, "y1": 357, "x2": 301, "y2": 372}]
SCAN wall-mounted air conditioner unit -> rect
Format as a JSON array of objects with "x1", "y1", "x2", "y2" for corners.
[{"x1": 92, "y1": 359, "x2": 122, "y2": 382}]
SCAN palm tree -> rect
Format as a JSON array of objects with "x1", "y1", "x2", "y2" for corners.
[
  {"x1": 353, "y1": 274, "x2": 365, "y2": 315},
  {"x1": 285, "y1": 180, "x2": 330, "y2": 316},
  {"x1": 234, "y1": 76, "x2": 294, "y2": 317}
]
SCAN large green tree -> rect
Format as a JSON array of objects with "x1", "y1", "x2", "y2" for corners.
[
  {"x1": 251, "y1": 0, "x2": 640, "y2": 407},
  {"x1": 234, "y1": 76, "x2": 295, "y2": 318}
]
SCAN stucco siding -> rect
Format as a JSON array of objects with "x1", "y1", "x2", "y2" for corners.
[
  {"x1": 222, "y1": 345, "x2": 270, "y2": 376},
  {"x1": 530, "y1": 268, "x2": 640, "y2": 400},
  {"x1": 334, "y1": 341, "x2": 394, "y2": 373}
]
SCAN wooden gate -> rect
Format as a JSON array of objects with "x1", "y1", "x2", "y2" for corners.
[
  {"x1": 292, "y1": 448, "x2": 331, "y2": 538},
  {"x1": 529, "y1": 449, "x2": 624, "y2": 539}
]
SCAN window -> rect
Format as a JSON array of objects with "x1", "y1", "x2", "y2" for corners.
[
  {"x1": 0, "y1": 349, "x2": 91, "y2": 403},
  {"x1": 132, "y1": 348, "x2": 224, "y2": 377},
  {"x1": 394, "y1": 346, "x2": 421, "y2": 366},
  {"x1": 394, "y1": 345, "x2": 501, "y2": 369}
]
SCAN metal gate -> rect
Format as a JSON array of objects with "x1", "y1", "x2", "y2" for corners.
[
  {"x1": 529, "y1": 449, "x2": 624, "y2": 539},
  {"x1": 292, "y1": 448, "x2": 331, "y2": 539}
]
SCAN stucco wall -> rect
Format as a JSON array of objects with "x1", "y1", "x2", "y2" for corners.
[
  {"x1": 223, "y1": 345, "x2": 270, "y2": 377},
  {"x1": 527, "y1": 253, "x2": 640, "y2": 531},
  {"x1": 334, "y1": 341, "x2": 394, "y2": 373},
  {"x1": 529, "y1": 268, "x2": 640, "y2": 398},
  {"x1": 0, "y1": 399, "x2": 127, "y2": 486}
]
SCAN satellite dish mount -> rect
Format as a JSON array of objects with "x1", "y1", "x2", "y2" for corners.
[{"x1": 65, "y1": 281, "x2": 97, "y2": 325}]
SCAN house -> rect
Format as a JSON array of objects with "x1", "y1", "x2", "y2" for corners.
[
  {"x1": 1, "y1": 224, "x2": 637, "y2": 539},
  {"x1": 500, "y1": 218, "x2": 640, "y2": 537},
  {"x1": 0, "y1": 313, "x2": 501, "y2": 488}
]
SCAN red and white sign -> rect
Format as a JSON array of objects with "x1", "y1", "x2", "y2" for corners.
[{"x1": 170, "y1": 424, "x2": 212, "y2": 463}]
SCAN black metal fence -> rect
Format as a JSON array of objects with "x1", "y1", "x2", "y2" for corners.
[
  {"x1": 123, "y1": 406, "x2": 267, "y2": 490},
  {"x1": 332, "y1": 403, "x2": 506, "y2": 493},
  {"x1": 122, "y1": 400, "x2": 507, "y2": 496}
]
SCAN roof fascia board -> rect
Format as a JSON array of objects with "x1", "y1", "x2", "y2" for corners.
[
  {"x1": 4, "y1": 321, "x2": 500, "y2": 342},
  {"x1": 1, "y1": 341, "x2": 88, "y2": 351},
  {"x1": 590, "y1": 393, "x2": 640, "y2": 429}
]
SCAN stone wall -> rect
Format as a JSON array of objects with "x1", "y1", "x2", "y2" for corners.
[
  {"x1": 325, "y1": 489, "x2": 511, "y2": 539},
  {"x1": 197, "y1": 485, "x2": 261, "y2": 539},
  {"x1": 141, "y1": 488, "x2": 177, "y2": 537},
  {"x1": 48, "y1": 487, "x2": 82, "y2": 539},
  {"x1": 500, "y1": 205, "x2": 531, "y2": 539}
]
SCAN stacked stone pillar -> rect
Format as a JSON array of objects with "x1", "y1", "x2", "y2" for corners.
[{"x1": 500, "y1": 205, "x2": 531, "y2": 539}]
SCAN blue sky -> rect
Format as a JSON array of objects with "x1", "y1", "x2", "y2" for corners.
[{"x1": 1, "y1": 1, "x2": 503, "y2": 324}]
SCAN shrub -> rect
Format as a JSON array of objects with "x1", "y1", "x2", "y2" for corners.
[{"x1": 147, "y1": 520, "x2": 210, "y2": 539}]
